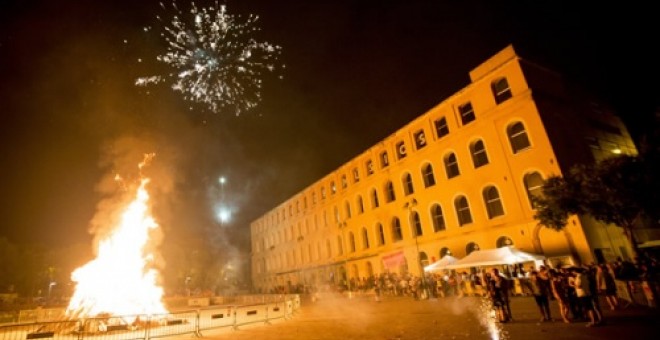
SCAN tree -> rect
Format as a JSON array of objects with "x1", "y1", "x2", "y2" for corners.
[{"x1": 533, "y1": 154, "x2": 657, "y2": 259}]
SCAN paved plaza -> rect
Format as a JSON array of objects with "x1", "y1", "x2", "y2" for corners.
[{"x1": 186, "y1": 293, "x2": 660, "y2": 340}]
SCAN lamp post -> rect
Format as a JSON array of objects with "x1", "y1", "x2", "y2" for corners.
[
  {"x1": 338, "y1": 221, "x2": 353, "y2": 298},
  {"x1": 404, "y1": 198, "x2": 430, "y2": 300}
]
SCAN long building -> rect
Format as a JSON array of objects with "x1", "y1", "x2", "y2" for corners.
[{"x1": 249, "y1": 45, "x2": 639, "y2": 293}]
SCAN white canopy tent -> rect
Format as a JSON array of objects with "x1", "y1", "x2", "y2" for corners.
[
  {"x1": 443, "y1": 247, "x2": 545, "y2": 270},
  {"x1": 423, "y1": 255, "x2": 459, "y2": 272}
]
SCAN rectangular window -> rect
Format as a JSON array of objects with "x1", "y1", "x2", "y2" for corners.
[
  {"x1": 414, "y1": 130, "x2": 427, "y2": 149},
  {"x1": 459, "y1": 102, "x2": 475, "y2": 125},
  {"x1": 434, "y1": 117, "x2": 449, "y2": 138},
  {"x1": 380, "y1": 151, "x2": 389, "y2": 168},
  {"x1": 366, "y1": 160, "x2": 374, "y2": 175},
  {"x1": 396, "y1": 141, "x2": 407, "y2": 160}
]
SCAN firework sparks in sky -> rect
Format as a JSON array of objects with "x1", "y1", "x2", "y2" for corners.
[{"x1": 136, "y1": 1, "x2": 283, "y2": 115}]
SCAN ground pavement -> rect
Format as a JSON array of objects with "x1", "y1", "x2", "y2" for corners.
[{"x1": 179, "y1": 293, "x2": 660, "y2": 340}]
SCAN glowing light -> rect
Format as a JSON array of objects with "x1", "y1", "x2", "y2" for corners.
[
  {"x1": 612, "y1": 148, "x2": 622, "y2": 154},
  {"x1": 136, "y1": 1, "x2": 283, "y2": 115},
  {"x1": 66, "y1": 154, "x2": 167, "y2": 322},
  {"x1": 216, "y1": 206, "x2": 231, "y2": 224}
]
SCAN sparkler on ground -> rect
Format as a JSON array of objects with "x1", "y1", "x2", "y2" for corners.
[
  {"x1": 476, "y1": 296, "x2": 508, "y2": 340},
  {"x1": 136, "y1": 1, "x2": 283, "y2": 115}
]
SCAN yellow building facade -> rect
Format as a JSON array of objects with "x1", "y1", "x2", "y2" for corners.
[{"x1": 249, "y1": 45, "x2": 638, "y2": 292}]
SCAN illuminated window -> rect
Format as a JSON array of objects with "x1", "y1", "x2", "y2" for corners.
[
  {"x1": 396, "y1": 141, "x2": 407, "y2": 160},
  {"x1": 380, "y1": 151, "x2": 389, "y2": 168},
  {"x1": 414, "y1": 130, "x2": 427, "y2": 149}
]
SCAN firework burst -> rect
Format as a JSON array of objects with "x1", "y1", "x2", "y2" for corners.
[{"x1": 137, "y1": 1, "x2": 283, "y2": 115}]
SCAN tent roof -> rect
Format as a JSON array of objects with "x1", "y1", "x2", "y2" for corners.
[
  {"x1": 443, "y1": 247, "x2": 545, "y2": 270},
  {"x1": 424, "y1": 255, "x2": 458, "y2": 272}
]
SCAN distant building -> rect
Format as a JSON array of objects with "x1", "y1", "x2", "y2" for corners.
[{"x1": 249, "y1": 44, "x2": 640, "y2": 293}]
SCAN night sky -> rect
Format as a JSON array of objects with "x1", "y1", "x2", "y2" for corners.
[{"x1": 1, "y1": 0, "x2": 658, "y2": 275}]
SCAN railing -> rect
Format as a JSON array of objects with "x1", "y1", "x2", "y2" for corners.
[{"x1": 0, "y1": 295, "x2": 300, "y2": 340}]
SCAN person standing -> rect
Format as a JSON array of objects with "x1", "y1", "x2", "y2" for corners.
[
  {"x1": 530, "y1": 269, "x2": 552, "y2": 321},
  {"x1": 575, "y1": 267, "x2": 598, "y2": 327},
  {"x1": 597, "y1": 263, "x2": 619, "y2": 310},
  {"x1": 487, "y1": 268, "x2": 511, "y2": 322}
]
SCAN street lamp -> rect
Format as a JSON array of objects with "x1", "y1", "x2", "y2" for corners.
[{"x1": 404, "y1": 198, "x2": 430, "y2": 299}]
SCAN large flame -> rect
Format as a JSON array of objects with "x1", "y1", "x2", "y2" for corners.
[{"x1": 66, "y1": 155, "x2": 168, "y2": 320}]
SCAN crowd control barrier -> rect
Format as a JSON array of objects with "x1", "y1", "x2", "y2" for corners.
[{"x1": 0, "y1": 295, "x2": 300, "y2": 340}]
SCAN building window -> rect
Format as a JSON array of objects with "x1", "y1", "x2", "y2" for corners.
[
  {"x1": 352, "y1": 168, "x2": 360, "y2": 183},
  {"x1": 483, "y1": 186, "x2": 505, "y2": 219},
  {"x1": 470, "y1": 139, "x2": 489, "y2": 168},
  {"x1": 507, "y1": 121, "x2": 531, "y2": 153},
  {"x1": 466, "y1": 242, "x2": 480, "y2": 255},
  {"x1": 377, "y1": 223, "x2": 385, "y2": 246},
  {"x1": 371, "y1": 189, "x2": 380, "y2": 208},
  {"x1": 345, "y1": 201, "x2": 352, "y2": 219},
  {"x1": 331, "y1": 181, "x2": 337, "y2": 194},
  {"x1": 431, "y1": 204, "x2": 446, "y2": 232},
  {"x1": 403, "y1": 173, "x2": 414, "y2": 195},
  {"x1": 444, "y1": 152, "x2": 460, "y2": 179},
  {"x1": 349, "y1": 232, "x2": 356, "y2": 253},
  {"x1": 396, "y1": 141, "x2": 407, "y2": 160},
  {"x1": 380, "y1": 151, "x2": 389, "y2": 168},
  {"x1": 321, "y1": 187, "x2": 326, "y2": 199},
  {"x1": 411, "y1": 211, "x2": 423, "y2": 237},
  {"x1": 454, "y1": 196, "x2": 473, "y2": 226},
  {"x1": 524, "y1": 172, "x2": 544, "y2": 209},
  {"x1": 491, "y1": 77, "x2": 512, "y2": 104},
  {"x1": 341, "y1": 175, "x2": 347, "y2": 189},
  {"x1": 392, "y1": 217, "x2": 403, "y2": 242},
  {"x1": 357, "y1": 195, "x2": 364, "y2": 214},
  {"x1": 434, "y1": 116, "x2": 449, "y2": 138},
  {"x1": 496, "y1": 236, "x2": 514, "y2": 248},
  {"x1": 417, "y1": 165, "x2": 433, "y2": 189},
  {"x1": 440, "y1": 247, "x2": 451, "y2": 258},
  {"x1": 385, "y1": 181, "x2": 396, "y2": 203},
  {"x1": 366, "y1": 160, "x2": 374, "y2": 175},
  {"x1": 362, "y1": 227, "x2": 370, "y2": 249},
  {"x1": 414, "y1": 130, "x2": 427, "y2": 149},
  {"x1": 459, "y1": 102, "x2": 475, "y2": 125},
  {"x1": 338, "y1": 235, "x2": 344, "y2": 255}
]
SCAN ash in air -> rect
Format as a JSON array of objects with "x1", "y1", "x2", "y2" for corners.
[{"x1": 136, "y1": 1, "x2": 283, "y2": 115}]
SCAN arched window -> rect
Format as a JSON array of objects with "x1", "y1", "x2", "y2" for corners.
[
  {"x1": 491, "y1": 77, "x2": 512, "y2": 104},
  {"x1": 385, "y1": 181, "x2": 396, "y2": 202},
  {"x1": 419, "y1": 252, "x2": 430, "y2": 267},
  {"x1": 391, "y1": 217, "x2": 403, "y2": 241},
  {"x1": 496, "y1": 236, "x2": 514, "y2": 248},
  {"x1": 444, "y1": 152, "x2": 460, "y2": 179},
  {"x1": 431, "y1": 204, "x2": 446, "y2": 232},
  {"x1": 507, "y1": 121, "x2": 531, "y2": 154},
  {"x1": 337, "y1": 235, "x2": 344, "y2": 255},
  {"x1": 422, "y1": 163, "x2": 436, "y2": 187},
  {"x1": 466, "y1": 242, "x2": 480, "y2": 255},
  {"x1": 411, "y1": 211, "x2": 423, "y2": 237},
  {"x1": 483, "y1": 186, "x2": 504, "y2": 219},
  {"x1": 377, "y1": 223, "x2": 386, "y2": 246},
  {"x1": 454, "y1": 195, "x2": 473, "y2": 226},
  {"x1": 326, "y1": 240, "x2": 332, "y2": 258},
  {"x1": 524, "y1": 172, "x2": 544, "y2": 208},
  {"x1": 349, "y1": 232, "x2": 356, "y2": 253},
  {"x1": 357, "y1": 195, "x2": 365, "y2": 214},
  {"x1": 403, "y1": 173, "x2": 414, "y2": 195},
  {"x1": 440, "y1": 247, "x2": 451, "y2": 258},
  {"x1": 470, "y1": 139, "x2": 489, "y2": 168},
  {"x1": 362, "y1": 227, "x2": 370, "y2": 249},
  {"x1": 371, "y1": 189, "x2": 380, "y2": 208},
  {"x1": 345, "y1": 201, "x2": 352, "y2": 219}
]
